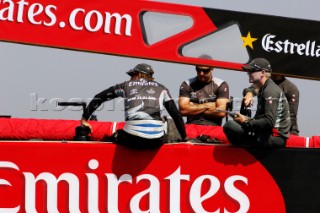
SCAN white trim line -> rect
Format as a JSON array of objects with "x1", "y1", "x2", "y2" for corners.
[
  {"x1": 112, "y1": 122, "x2": 118, "y2": 134},
  {"x1": 306, "y1": 137, "x2": 310, "y2": 148}
]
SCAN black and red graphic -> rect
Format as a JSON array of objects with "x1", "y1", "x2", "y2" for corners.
[
  {"x1": 1, "y1": 1, "x2": 320, "y2": 210},
  {"x1": 203, "y1": 8, "x2": 320, "y2": 80},
  {"x1": 0, "y1": 0, "x2": 319, "y2": 79}
]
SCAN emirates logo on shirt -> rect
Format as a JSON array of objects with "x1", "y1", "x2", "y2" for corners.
[
  {"x1": 129, "y1": 89, "x2": 138, "y2": 95},
  {"x1": 146, "y1": 89, "x2": 155, "y2": 94}
]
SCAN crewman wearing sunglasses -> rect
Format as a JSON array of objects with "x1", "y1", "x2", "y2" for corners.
[
  {"x1": 178, "y1": 55, "x2": 230, "y2": 126},
  {"x1": 223, "y1": 58, "x2": 291, "y2": 147}
]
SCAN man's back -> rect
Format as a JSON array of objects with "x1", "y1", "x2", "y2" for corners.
[{"x1": 114, "y1": 78, "x2": 172, "y2": 121}]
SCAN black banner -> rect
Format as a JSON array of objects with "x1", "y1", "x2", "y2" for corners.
[
  {"x1": 248, "y1": 148, "x2": 320, "y2": 213},
  {"x1": 204, "y1": 8, "x2": 320, "y2": 80}
]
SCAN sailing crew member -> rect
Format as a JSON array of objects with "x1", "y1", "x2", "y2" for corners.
[
  {"x1": 81, "y1": 63, "x2": 189, "y2": 149},
  {"x1": 178, "y1": 55, "x2": 230, "y2": 126},
  {"x1": 243, "y1": 74, "x2": 300, "y2": 135},
  {"x1": 223, "y1": 58, "x2": 291, "y2": 147}
]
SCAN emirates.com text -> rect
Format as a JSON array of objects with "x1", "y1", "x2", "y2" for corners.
[{"x1": 0, "y1": 0, "x2": 132, "y2": 35}]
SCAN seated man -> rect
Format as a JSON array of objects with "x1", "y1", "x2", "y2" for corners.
[
  {"x1": 223, "y1": 58, "x2": 291, "y2": 148},
  {"x1": 179, "y1": 60, "x2": 229, "y2": 126},
  {"x1": 243, "y1": 74, "x2": 300, "y2": 135},
  {"x1": 81, "y1": 63, "x2": 189, "y2": 149}
]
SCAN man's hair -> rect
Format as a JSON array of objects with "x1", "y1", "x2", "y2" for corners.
[
  {"x1": 197, "y1": 54, "x2": 213, "y2": 69},
  {"x1": 266, "y1": 72, "x2": 271, "y2": 78},
  {"x1": 141, "y1": 73, "x2": 154, "y2": 81},
  {"x1": 132, "y1": 72, "x2": 154, "y2": 81},
  {"x1": 198, "y1": 54, "x2": 212, "y2": 60}
]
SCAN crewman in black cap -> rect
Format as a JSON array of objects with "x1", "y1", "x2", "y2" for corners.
[
  {"x1": 81, "y1": 63, "x2": 189, "y2": 149},
  {"x1": 223, "y1": 58, "x2": 291, "y2": 147},
  {"x1": 243, "y1": 70, "x2": 300, "y2": 136}
]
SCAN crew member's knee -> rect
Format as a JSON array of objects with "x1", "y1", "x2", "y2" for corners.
[
  {"x1": 223, "y1": 120, "x2": 239, "y2": 135},
  {"x1": 223, "y1": 120, "x2": 244, "y2": 145}
]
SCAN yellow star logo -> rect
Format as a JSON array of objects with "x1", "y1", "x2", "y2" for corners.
[{"x1": 241, "y1": 32, "x2": 258, "y2": 49}]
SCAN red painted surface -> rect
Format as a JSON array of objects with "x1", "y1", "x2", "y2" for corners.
[{"x1": 0, "y1": 142, "x2": 285, "y2": 212}]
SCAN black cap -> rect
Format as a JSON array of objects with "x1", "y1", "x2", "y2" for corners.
[
  {"x1": 126, "y1": 63, "x2": 154, "y2": 76},
  {"x1": 242, "y1": 58, "x2": 272, "y2": 72}
]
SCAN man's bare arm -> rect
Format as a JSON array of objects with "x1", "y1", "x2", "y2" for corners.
[
  {"x1": 203, "y1": 98, "x2": 229, "y2": 119},
  {"x1": 178, "y1": 97, "x2": 211, "y2": 116}
]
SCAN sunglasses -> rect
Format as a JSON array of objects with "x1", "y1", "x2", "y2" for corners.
[
  {"x1": 248, "y1": 69, "x2": 262, "y2": 73},
  {"x1": 196, "y1": 67, "x2": 211, "y2": 73}
]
